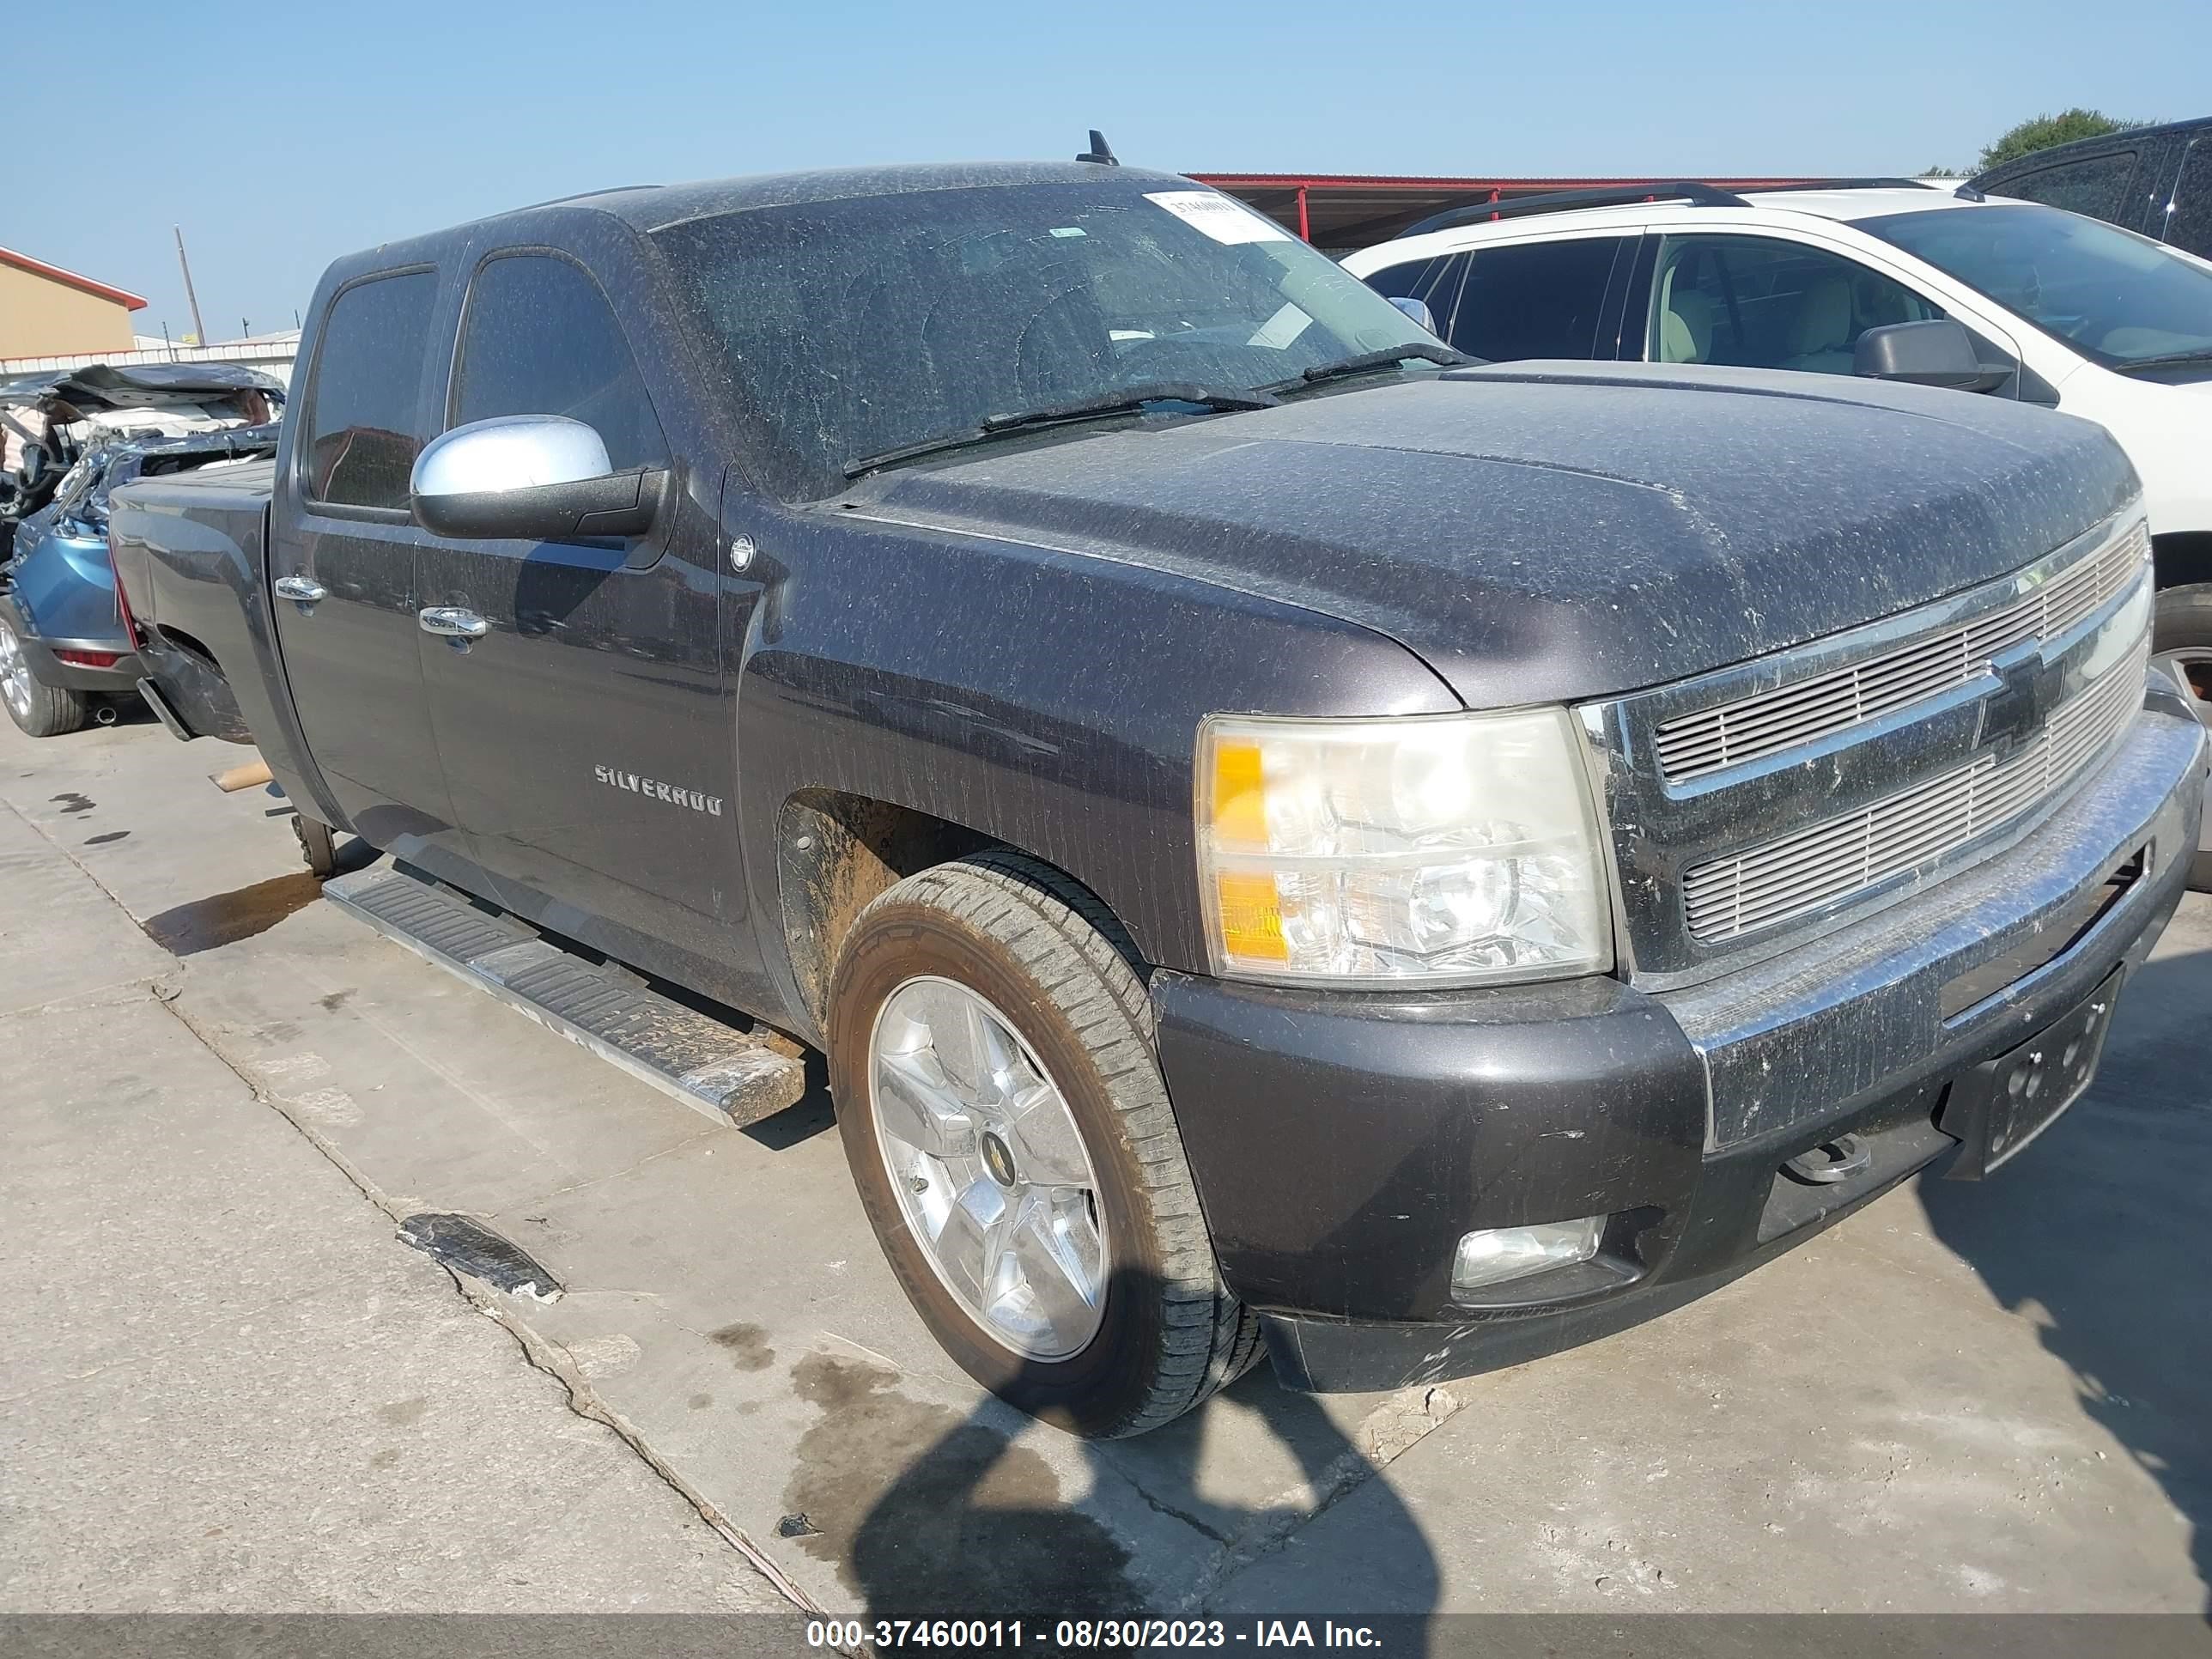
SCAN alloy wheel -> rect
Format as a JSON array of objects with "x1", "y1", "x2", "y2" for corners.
[
  {"x1": 868, "y1": 975, "x2": 1108, "y2": 1360},
  {"x1": 2154, "y1": 647, "x2": 2212, "y2": 726},
  {"x1": 0, "y1": 622, "x2": 33, "y2": 723}
]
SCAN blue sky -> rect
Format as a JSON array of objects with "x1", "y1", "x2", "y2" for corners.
[{"x1": 15, "y1": 0, "x2": 2209, "y2": 341}]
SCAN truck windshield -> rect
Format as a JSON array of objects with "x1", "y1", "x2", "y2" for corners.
[
  {"x1": 1862, "y1": 203, "x2": 2212, "y2": 374},
  {"x1": 652, "y1": 179, "x2": 1439, "y2": 499}
]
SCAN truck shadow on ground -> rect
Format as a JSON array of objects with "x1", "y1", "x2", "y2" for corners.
[
  {"x1": 830, "y1": 1267, "x2": 1439, "y2": 1632},
  {"x1": 1919, "y1": 944, "x2": 2211, "y2": 1616},
  {"x1": 138, "y1": 831, "x2": 378, "y2": 955}
]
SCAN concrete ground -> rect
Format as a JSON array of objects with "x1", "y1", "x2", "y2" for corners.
[{"x1": 1, "y1": 710, "x2": 2205, "y2": 1620}]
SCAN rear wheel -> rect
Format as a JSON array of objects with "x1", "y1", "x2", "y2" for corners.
[
  {"x1": 292, "y1": 813, "x2": 340, "y2": 878},
  {"x1": 0, "y1": 617, "x2": 90, "y2": 738},
  {"x1": 2152, "y1": 585, "x2": 2212, "y2": 891},
  {"x1": 827, "y1": 851, "x2": 1261, "y2": 1437}
]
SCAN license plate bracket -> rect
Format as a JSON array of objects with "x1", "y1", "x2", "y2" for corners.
[{"x1": 1940, "y1": 968, "x2": 2124, "y2": 1180}]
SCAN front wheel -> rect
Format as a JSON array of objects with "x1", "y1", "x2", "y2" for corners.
[
  {"x1": 827, "y1": 851, "x2": 1261, "y2": 1437},
  {"x1": 2152, "y1": 584, "x2": 2212, "y2": 891},
  {"x1": 0, "y1": 617, "x2": 89, "y2": 738}
]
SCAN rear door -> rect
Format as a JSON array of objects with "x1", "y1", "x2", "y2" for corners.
[
  {"x1": 269, "y1": 270, "x2": 461, "y2": 862},
  {"x1": 413, "y1": 248, "x2": 737, "y2": 984}
]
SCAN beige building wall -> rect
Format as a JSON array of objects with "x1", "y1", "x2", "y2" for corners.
[{"x1": 0, "y1": 264, "x2": 138, "y2": 358}]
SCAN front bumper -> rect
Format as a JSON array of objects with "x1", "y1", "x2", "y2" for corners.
[{"x1": 1152, "y1": 680, "x2": 2207, "y2": 1394}]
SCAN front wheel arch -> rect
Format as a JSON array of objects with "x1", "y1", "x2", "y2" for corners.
[{"x1": 2151, "y1": 531, "x2": 2212, "y2": 592}]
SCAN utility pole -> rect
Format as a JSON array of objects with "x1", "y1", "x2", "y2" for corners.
[{"x1": 173, "y1": 225, "x2": 207, "y2": 346}]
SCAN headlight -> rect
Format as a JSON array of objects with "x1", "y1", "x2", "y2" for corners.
[{"x1": 1196, "y1": 708, "x2": 1613, "y2": 988}]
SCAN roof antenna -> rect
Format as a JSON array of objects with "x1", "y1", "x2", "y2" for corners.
[{"x1": 1076, "y1": 130, "x2": 1119, "y2": 167}]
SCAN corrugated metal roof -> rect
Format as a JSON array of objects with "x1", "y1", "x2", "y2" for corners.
[{"x1": 1189, "y1": 173, "x2": 1814, "y2": 190}]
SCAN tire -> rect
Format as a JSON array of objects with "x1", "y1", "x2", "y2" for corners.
[
  {"x1": 2152, "y1": 584, "x2": 2212, "y2": 892},
  {"x1": 827, "y1": 850, "x2": 1261, "y2": 1437},
  {"x1": 0, "y1": 617, "x2": 90, "y2": 738},
  {"x1": 292, "y1": 813, "x2": 340, "y2": 878}
]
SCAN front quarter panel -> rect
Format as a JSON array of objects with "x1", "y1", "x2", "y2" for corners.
[
  {"x1": 735, "y1": 507, "x2": 1463, "y2": 1034},
  {"x1": 2049, "y1": 365, "x2": 2212, "y2": 538}
]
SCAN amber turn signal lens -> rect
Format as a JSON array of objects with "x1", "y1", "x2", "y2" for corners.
[
  {"x1": 1212, "y1": 870, "x2": 1289, "y2": 962},
  {"x1": 1209, "y1": 738, "x2": 1269, "y2": 848}
]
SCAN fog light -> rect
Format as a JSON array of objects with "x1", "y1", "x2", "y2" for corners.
[{"x1": 1451, "y1": 1216, "x2": 1604, "y2": 1299}]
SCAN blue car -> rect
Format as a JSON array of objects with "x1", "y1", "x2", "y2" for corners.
[{"x1": 1, "y1": 425, "x2": 280, "y2": 736}]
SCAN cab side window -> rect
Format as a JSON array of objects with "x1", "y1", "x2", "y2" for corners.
[
  {"x1": 1997, "y1": 151, "x2": 2139, "y2": 225},
  {"x1": 451, "y1": 253, "x2": 668, "y2": 471},
  {"x1": 1649, "y1": 236, "x2": 1942, "y2": 375},
  {"x1": 304, "y1": 270, "x2": 439, "y2": 510},
  {"x1": 1449, "y1": 237, "x2": 1628, "y2": 361},
  {"x1": 2163, "y1": 141, "x2": 2212, "y2": 258}
]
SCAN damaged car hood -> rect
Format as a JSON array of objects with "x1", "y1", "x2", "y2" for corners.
[{"x1": 849, "y1": 362, "x2": 2140, "y2": 706}]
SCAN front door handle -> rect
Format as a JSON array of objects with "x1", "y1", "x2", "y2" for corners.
[
  {"x1": 418, "y1": 606, "x2": 489, "y2": 640},
  {"x1": 273, "y1": 575, "x2": 327, "y2": 605}
]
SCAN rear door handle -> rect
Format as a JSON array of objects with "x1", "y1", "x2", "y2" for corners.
[
  {"x1": 273, "y1": 575, "x2": 327, "y2": 605},
  {"x1": 418, "y1": 606, "x2": 489, "y2": 640}
]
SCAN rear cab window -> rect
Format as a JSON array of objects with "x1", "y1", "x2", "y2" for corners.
[{"x1": 301, "y1": 270, "x2": 440, "y2": 512}]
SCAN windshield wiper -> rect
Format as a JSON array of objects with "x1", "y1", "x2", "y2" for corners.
[
  {"x1": 2113, "y1": 349, "x2": 2212, "y2": 375},
  {"x1": 843, "y1": 383, "x2": 1279, "y2": 477},
  {"x1": 1263, "y1": 342, "x2": 1473, "y2": 394}
]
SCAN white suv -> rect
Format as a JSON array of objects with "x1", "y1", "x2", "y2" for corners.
[{"x1": 1344, "y1": 181, "x2": 2212, "y2": 803}]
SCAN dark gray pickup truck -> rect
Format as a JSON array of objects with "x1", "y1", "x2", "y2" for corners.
[{"x1": 108, "y1": 159, "x2": 2206, "y2": 1437}]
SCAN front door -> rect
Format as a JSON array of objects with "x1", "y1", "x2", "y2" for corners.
[
  {"x1": 413, "y1": 251, "x2": 741, "y2": 994},
  {"x1": 269, "y1": 268, "x2": 463, "y2": 868}
]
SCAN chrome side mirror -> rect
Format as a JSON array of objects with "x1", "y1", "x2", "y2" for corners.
[
  {"x1": 410, "y1": 415, "x2": 665, "y2": 544},
  {"x1": 1387, "y1": 295, "x2": 1438, "y2": 335}
]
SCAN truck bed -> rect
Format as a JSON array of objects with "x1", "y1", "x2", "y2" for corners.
[{"x1": 107, "y1": 457, "x2": 276, "y2": 746}]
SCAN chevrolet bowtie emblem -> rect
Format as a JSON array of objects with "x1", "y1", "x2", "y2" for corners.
[{"x1": 1980, "y1": 640, "x2": 2057, "y2": 752}]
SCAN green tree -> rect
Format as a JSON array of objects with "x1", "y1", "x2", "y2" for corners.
[{"x1": 1976, "y1": 109, "x2": 2150, "y2": 173}]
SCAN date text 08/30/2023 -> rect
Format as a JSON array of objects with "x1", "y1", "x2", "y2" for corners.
[{"x1": 806, "y1": 1620, "x2": 1388, "y2": 1650}]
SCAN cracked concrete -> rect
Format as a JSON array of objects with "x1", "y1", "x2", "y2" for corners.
[{"x1": 0, "y1": 839, "x2": 784, "y2": 1610}]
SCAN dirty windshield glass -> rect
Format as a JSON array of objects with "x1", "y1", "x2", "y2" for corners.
[
  {"x1": 653, "y1": 180, "x2": 1437, "y2": 499},
  {"x1": 1863, "y1": 203, "x2": 2212, "y2": 372}
]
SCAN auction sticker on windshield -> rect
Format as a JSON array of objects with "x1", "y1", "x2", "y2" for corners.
[{"x1": 1145, "y1": 190, "x2": 1291, "y2": 245}]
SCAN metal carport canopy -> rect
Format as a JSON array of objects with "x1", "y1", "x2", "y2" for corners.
[{"x1": 1188, "y1": 173, "x2": 1820, "y2": 253}]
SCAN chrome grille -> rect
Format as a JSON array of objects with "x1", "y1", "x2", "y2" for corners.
[
  {"x1": 1655, "y1": 520, "x2": 2149, "y2": 785},
  {"x1": 1680, "y1": 641, "x2": 2147, "y2": 944}
]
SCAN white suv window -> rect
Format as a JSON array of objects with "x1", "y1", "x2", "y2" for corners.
[{"x1": 1649, "y1": 235, "x2": 1942, "y2": 375}]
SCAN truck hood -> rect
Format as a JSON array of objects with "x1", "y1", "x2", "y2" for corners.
[{"x1": 852, "y1": 362, "x2": 2140, "y2": 706}]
